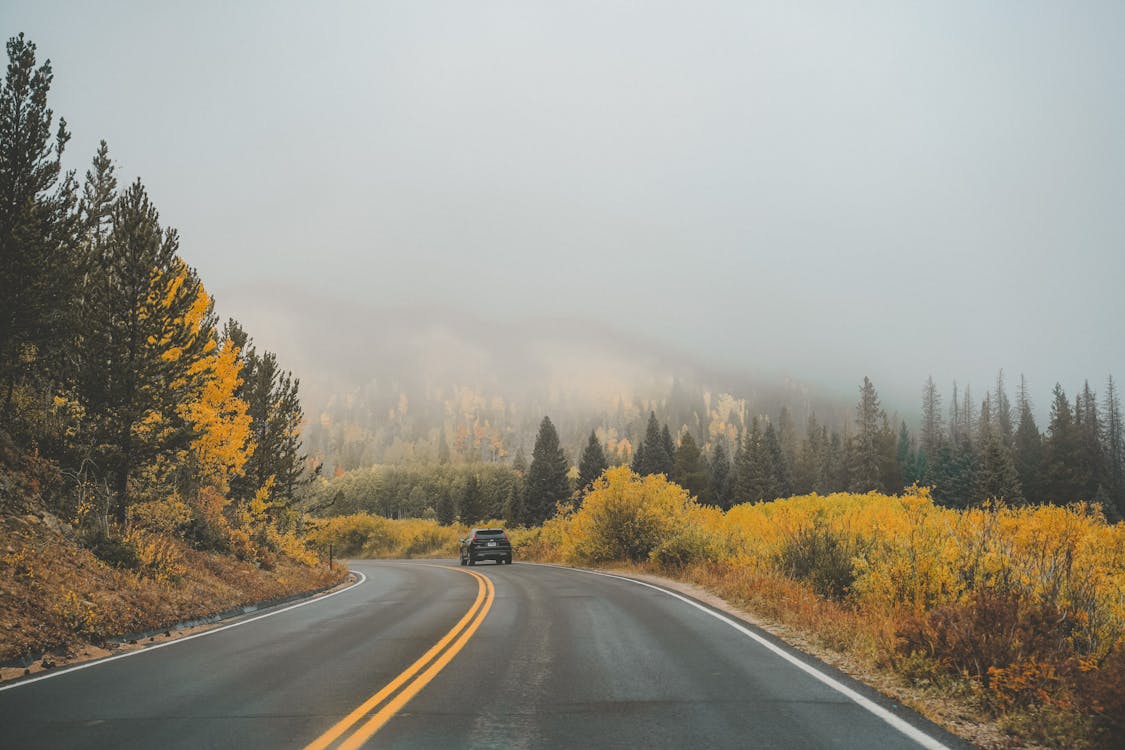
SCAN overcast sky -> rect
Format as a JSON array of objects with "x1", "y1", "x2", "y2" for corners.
[{"x1": 6, "y1": 1, "x2": 1124, "y2": 411}]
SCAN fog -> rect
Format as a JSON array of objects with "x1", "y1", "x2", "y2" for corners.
[{"x1": 8, "y1": 1, "x2": 1124, "y2": 419}]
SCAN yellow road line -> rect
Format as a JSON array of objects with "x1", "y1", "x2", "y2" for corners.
[{"x1": 303, "y1": 566, "x2": 493, "y2": 750}]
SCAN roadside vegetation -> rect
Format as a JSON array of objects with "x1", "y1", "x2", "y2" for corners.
[{"x1": 0, "y1": 35, "x2": 344, "y2": 669}]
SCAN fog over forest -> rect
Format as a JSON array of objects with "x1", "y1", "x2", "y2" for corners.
[{"x1": 7, "y1": 1, "x2": 1123, "y2": 468}]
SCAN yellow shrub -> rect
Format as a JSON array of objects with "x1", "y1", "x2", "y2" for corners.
[{"x1": 562, "y1": 466, "x2": 696, "y2": 564}]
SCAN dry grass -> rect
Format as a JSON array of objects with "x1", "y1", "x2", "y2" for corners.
[{"x1": 0, "y1": 511, "x2": 345, "y2": 666}]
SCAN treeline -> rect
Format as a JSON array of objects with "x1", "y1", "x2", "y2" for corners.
[
  {"x1": 313, "y1": 368, "x2": 1125, "y2": 529},
  {"x1": 307, "y1": 463, "x2": 520, "y2": 524},
  {"x1": 0, "y1": 35, "x2": 307, "y2": 561},
  {"x1": 616, "y1": 373, "x2": 1125, "y2": 521}
]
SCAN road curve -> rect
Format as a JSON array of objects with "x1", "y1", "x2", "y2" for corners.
[{"x1": 0, "y1": 561, "x2": 974, "y2": 749}]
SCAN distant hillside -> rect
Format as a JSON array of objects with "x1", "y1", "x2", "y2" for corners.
[{"x1": 218, "y1": 287, "x2": 857, "y2": 472}]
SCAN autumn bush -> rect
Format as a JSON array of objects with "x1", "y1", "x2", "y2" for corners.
[{"x1": 305, "y1": 514, "x2": 467, "y2": 559}]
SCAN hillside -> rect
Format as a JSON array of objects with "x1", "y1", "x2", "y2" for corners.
[{"x1": 219, "y1": 288, "x2": 856, "y2": 473}]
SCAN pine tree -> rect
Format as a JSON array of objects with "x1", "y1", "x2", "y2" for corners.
[
  {"x1": 524, "y1": 416, "x2": 570, "y2": 524},
  {"x1": 731, "y1": 424, "x2": 750, "y2": 502},
  {"x1": 709, "y1": 440, "x2": 732, "y2": 509},
  {"x1": 1102, "y1": 375, "x2": 1124, "y2": 521},
  {"x1": 460, "y1": 474, "x2": 486, "y2": 525},
  {"x1": 671, "y1": 431, "x2": 710, "y2": 501},
  {"x1": 0, "y1": 34, "x2": 80, "y2": 431},
  {"x1": 974, "y1": 394, "x2": 1023, "y2": 504},
  {"x1": 897, "y1": 421, "x2": 918, "y2": 485},
  {"x1": 85, "y1": 180, "x2": 214, "y2": 523},
  {"x1": 1013, "y1": 376, "x2": 1044, "y2": 505},
  {"x1": 1044, "y1": 384, "x2": 1083, "y2": 503},
  {"x1": 735, "y1": 418, "x2": 771, "y2": 502},
  {"x1": 994, "y1": 370, "x2": 1013, "y2": 446},
  {"x1": 73, "y1": 142, "x2": 118, "y2": 456},
  {"x1": 920, "y1": 376, "x2": 944, "y2": 471},
  {"x1": 763, "y1": 420, "x2": 792, "y2": 499},
  {"x1": 827, "y1": 429, "x2": 848, "y2": 492},
  {"x1": 660, "y1": 424, "x2": 675, "y2": 474},
  {"x1": 437, "y1": 430, "x2": 450, "y2": 464},
  {"x1": 849, "y1": 377, "x2": 885, "y2": 492},
  {"x1": 1077, "y1": 382, "x2": 1106, "y2": 503},
  {"x1": 577, "y1": 430, "x2": 608, "y2": 491},
  {"x1": 634, "y1": 412, "x2": 672, "y2": 476},
  {"x1": 502, "y1": 477, "x2": 525, "y2": 525},
  {"x1": 777, "y1": 405, "x2": 800, "y2": 480},
  {"x1": 512, "y1": 446, "x2": 527, "y2": 474},
  {"x1": 630, "y1": 442, "x2": 646, "y2": 474},
  {"x1": 436, "y1": 488, "x2": 456, "y2": 526},
  {"x1": 227, "y1": 326, "x2": 306, "y2": 511}
]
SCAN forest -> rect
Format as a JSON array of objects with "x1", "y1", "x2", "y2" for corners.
[
  {"x1": 0, "y1": 34, "x2": 320, "y2": 591},
  {"x1": 312, "y1": 371, "x2": 1125, "y2": 526}
]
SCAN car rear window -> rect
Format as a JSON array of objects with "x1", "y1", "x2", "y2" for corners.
[{"x1": 475, "y1": 529, "x2": 505, "y2": 537}]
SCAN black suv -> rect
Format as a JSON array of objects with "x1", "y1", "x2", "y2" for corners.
[{"x1": 460, "y1": 528, "x2": 512, "y2": 566}]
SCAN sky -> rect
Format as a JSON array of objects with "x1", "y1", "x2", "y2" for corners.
[{"x1": 5, "y1": 1, "x2": 1124, "y2": 414}]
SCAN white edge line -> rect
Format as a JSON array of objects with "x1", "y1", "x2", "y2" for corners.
[
  {"x1": 0, "y1": 570, "x2": 367, "y2": 693},
  {"x1": 532, "y1": 563, "x2": 952, "y2": 750}
]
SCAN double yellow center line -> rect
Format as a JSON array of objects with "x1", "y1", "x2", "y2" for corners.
[{"x1": 304, "y1": 566, "x2": 495, "y2": 750}]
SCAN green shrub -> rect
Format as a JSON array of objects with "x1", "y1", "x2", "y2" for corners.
[
  {"x1": 776, "y1": 522, "x2": 859, "y2": 601},
  {"x1": 83, "y1": 529, "x2": 140, "y2": 570}
]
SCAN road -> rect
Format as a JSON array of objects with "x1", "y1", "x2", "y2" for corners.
[{"x1": 0, "y1": 561, "x2": 973, "y2": 749}]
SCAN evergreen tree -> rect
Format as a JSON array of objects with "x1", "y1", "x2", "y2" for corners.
[
  {"x1": 660, "y1": 424, "x2": 675, "y2": 474},
  {"x1": 524, "y1": 416, "x2": 570, "y2": 524},
  {"x1": 630, "y1": 441, "x2": 646, "y2": 474},
  {"x1": 73, "y1": 142, "x2": 118, "y2": 459},
  {"x1": 1102, "y1": 375, "x2": 1124, "y2": 521},
  {"x1": 671, "y1": 431, "x2": 710, "y2": 501},
  {"x1": 974, "y1": 395, "x2": 1023, "y2": 504},
  {"x1": 85, "y1": 180, "x2": 214, "y2": 522},
  {"x1": 849, "y1": 377, "x2": 885, "y2": 492},
  {"x1": 1044, "y1": 384, "x2": 1084, "y2": 503},
  {"x1": 826, "y1": 429, "x2": 848, "y2": 492},
  {"x1": 734, "y1": 418, "x2": 771, "y2": 502},
  {"x1": 920, "y1": 376, "x2": 944, "y2": 472},
  {"x1": 512, "y1": 446, "x2": 527, "y2": 474},
  {"x1": 0, "y1": 34, "x2": 80, "y2": 431},
  {"x1": 460, "y1": 474, "x2": 486, "y2": 525},
  {"x1": 762, "y1": 420, "x2": 792, "y2": 498},
  {"x1": 437, "y1": 430, "x2": 450, "y2": 464},
  {"x1": 709, "y1": 440, "x2": 732, "y2": 509},
  {"x1": 502, "y1": 476, "x2": 525, "y2": 525},
  {"x1": 897, "y1": 421, "x2": 918, "y2": 485},
  {"x1": 436, "y1": 487, "x2": 456, "y2": 525},
  {"x1": 994, "y1": 370, "x2": 1014, "y2": 445},
  {"x1": 227, "y1": 327, "x2": 307, "y2": 511},
  {"x1": 731, "y1": 424, "x2": 751, "y2": 502},
  {"x1": 1013, "y1": 375, "x2": 1044, "y2": 504},
  {"x1": 1076, "y1": 382, "x2": 1106, "y2": 503},
  {"x1": 634, "y1": 412, "x2": 672, "y2": 476},
  {"x1": 577, "y1": 430, "x2": 608, "y2": 491},
  {"x1": 777, "y1": 405, "x2": 800, "y2": 480}
]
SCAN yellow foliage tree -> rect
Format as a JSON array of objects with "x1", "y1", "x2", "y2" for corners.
[{"x1": 182, "y1": 333, "x2": 254, "y2": 492}]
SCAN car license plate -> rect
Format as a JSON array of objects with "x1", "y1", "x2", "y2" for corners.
[{"x1": 487, "y1": 541, "x2": 497, "y2": 547}]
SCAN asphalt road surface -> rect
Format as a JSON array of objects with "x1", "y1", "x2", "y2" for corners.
[{"x1": 0, "y1": 560, "x2": 975, "y2": 749}]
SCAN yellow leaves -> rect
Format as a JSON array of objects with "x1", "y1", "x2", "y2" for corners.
[
  {"x1": 183, "y1": 336, "x2": 253, "y2": 490},
  {"x1": 129, "y1": 497, "x2": 192, "y2": 535},
  {"x1": 249, "y1": 477, "x2": 274, "y2": 522},
  {"x1": 561, "y1": 466, "x2": 698, "y2": 564},
  {"x1": 124, "y1": 527, "x2": 186, "y2": 583}
]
